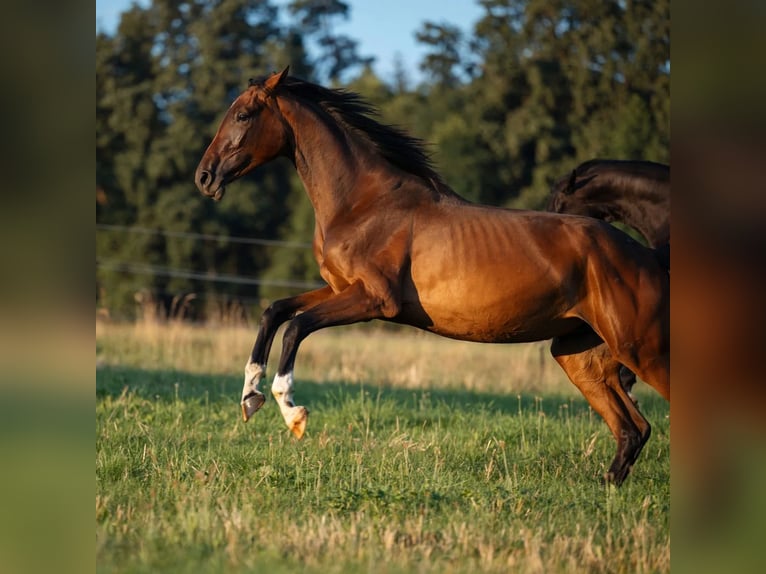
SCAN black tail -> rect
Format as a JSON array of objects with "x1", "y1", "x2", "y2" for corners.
[{"x1": 654, "y1": 242, "x2": 670, "y2": 272}]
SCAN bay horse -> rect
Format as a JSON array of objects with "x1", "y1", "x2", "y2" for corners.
[
  {"x1": 548, "y1": 159, "x2": 670, "y2": 401},
  {"x1": 195, "y1": 68, "x2": 669, "y2": 485}
]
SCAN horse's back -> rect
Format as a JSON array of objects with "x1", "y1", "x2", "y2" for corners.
[{"x1": 402, "y1": 204, "x2": 661, "y2": 343}]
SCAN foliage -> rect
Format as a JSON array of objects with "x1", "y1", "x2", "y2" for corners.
[
  {"x1": 96, "y1": 0, "x2": 669, "y2": 318},
  {"x1": 288, "y1": 0, "x2": 374, "y2": 82}
]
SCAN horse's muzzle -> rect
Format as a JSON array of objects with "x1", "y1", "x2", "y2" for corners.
[{"x1": 195, "y1": 167, "x2": 225, "y2": 201}]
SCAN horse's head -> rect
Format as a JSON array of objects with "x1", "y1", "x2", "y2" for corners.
[
  {"x1": 546, "y1": 170, "x2": 578, "y2": 213},
  {"x1": 547, "y1": 170, "x2": 601, "y2": 216},
  {"x1": 195, "y1": 67, "x2": 291, "y2": 201}
]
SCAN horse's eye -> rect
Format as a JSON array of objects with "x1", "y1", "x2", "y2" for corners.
[{"x1": 236, "y1": 111, "x2": 251, "y2": 122}]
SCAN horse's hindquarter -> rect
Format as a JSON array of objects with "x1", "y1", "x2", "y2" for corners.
[{"x1": 405, "y1": 205, "x2": 586, "y2": 343}]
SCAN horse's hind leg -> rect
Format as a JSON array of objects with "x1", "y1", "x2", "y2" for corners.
[
  {"x1": 551, "y1": 330, "x2": 652, "y2": 485},
  {"x1": 618, "y1": 365, "x2": 639, "y2": 404},
  {"x1": 582, "y1": 267, "x2": 670, "y2": 403},
  {"x1": 241, "y1": 286, "x2": 334, "y2": 421}
]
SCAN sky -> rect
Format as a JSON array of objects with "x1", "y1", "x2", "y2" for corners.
[{"x1": 95, "y1": 0, "x2": 484, "y2": 82}]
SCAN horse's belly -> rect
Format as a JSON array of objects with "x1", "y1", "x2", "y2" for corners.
[
  {"x1": 402, "y1": 283, "x2": 578, "y2": 343},
  {"x1": 417, "y1": 307, "x2": 578, "y2": 343}
]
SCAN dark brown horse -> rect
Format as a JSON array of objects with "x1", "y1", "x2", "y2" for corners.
[
  {"x1": 548, "y1": 159, "x2": 670, "y2": 401},
  {"x1": 547, "y1": 159, "x2": 670, "y2": 247},
  {"x1": 195, "y1": 68, "x2": 669, "y2": 485}
]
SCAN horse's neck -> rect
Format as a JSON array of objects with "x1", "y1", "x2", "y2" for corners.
[
  {"x1": 280, "y1": 99, "x2": 367, "y2": 228},
  {"x1": 611, "y1": 202, "x2": 669, "y2": 246},
  {"x1": 588, "y1": 176, "x2": 670, "y2": 247}
]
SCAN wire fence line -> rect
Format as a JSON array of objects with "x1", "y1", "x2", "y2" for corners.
[
  {"x1": 97, "y1": 223, "x2": 322, "y2": 294},
  {"x1": 97, "y1": 258, "x2": 325, "y2": 291},
  {"x1": 96, "y1": 223, "x2": 313, "y2": 249}
]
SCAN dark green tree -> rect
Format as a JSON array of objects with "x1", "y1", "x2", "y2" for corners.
[
  {"x1": 457, "y1": 0, "x2": 669, "y2": 209},
  {"x1": 287, "y1": 0, "x2": 373, "y2": 82},
  {"x1": 415, "y1": 22, "x2": 465, "y2": 88},
  {"x1": 97, "y1": 0, "x2": 302, "y2": 318},
  {"x1": 96, "y1": 0, "x2": 669, "y2": 318}
]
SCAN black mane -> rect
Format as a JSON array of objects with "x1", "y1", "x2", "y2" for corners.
[
  {"x1": 575, "y1": 159, "x2": 669, "y2": 182},
  {"x1": 250, "y1": 76, "x2": 446, "y2": 190}
]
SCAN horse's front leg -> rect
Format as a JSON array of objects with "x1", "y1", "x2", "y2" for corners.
[
  {"x1": 271, "y1": 280, "x2": 399, "y2": 438},
  {"x1": 241, "y1": 286, "x2": 333, "y2": 421}
]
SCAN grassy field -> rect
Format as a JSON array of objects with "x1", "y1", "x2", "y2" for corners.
[{"x1": 96, "y1": 320, "x2": 669, "y2": 573}]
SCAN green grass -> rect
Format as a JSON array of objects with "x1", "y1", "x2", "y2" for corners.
[{"x1": 96, "y1": 323, "x2": 669, "y2": 573}]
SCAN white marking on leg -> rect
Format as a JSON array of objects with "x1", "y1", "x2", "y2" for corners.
[
  {"x1": 242, "y1": 359, "x2": 265, "y2": 402},
  {"x1": 240, "y1": 359, "x2": 266, "y2": 421},
  {"x1": 272, "y1": 371, "x2": 309, "y2": 436},
  {"x1": 272, "y1": 371, "x2": 296, "y2": 410}
]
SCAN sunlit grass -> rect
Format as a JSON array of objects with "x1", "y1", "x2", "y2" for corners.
[{"x1": 96, "y1": 320, "x2": 669, "y2": 573}]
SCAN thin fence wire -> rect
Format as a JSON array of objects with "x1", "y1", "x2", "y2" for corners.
[
  {"x1": 96, "y1": 223, "x2": 312, "y2": 249},
  {"x1": 96, "y1": 224, "x2": 323, "y2": 292},
  {"x1": 96, "y1": 259, "x2": 324, "y2": 290}
]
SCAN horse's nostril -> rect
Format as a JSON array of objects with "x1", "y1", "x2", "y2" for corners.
[{"x1": 199, "y1": 170, "x2": 210, "y2": 186}]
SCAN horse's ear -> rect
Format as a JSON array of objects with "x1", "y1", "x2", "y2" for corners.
[
  {"x1": 264, "y1": 66, "x2": 290, "y2": 92},
  {"x1": 563, "y1": 170, "x2": 577, "y2": 195}
]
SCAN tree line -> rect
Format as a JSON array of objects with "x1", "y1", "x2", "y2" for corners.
[{"x1": 96, "y1": 0, "x2": 669, "y2": 319}]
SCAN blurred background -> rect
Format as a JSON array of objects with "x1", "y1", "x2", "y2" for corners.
[
  {"x1": 96, "y1": 0, "x2": 670, "y2": 321},
  {"x1": 96, "y1": 2, "x2": 766, "y2": 574}
]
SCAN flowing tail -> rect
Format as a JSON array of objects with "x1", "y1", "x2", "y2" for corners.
[{"x1": 654, "y1": 242, "x2": 670, "y2": 273}]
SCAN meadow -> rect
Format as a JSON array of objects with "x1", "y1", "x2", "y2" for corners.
[{"x1": 96, "y1": 319, "x2": 670, "y2": 573}]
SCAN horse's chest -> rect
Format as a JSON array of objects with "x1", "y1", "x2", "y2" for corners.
[{"x1": 317, "y1": 224, "x2": 410, "y2": 289}]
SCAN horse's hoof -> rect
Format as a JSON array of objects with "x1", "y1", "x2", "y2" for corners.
[
  {"x1": 289, "y1": 407, "x2": 309, "y2": 439},
  {"x1": 602, "y1": 470, "x2": 626, "y2": 487},
  {"x1": 241, "y1": 391, "x2": 266, "y2": 422}
]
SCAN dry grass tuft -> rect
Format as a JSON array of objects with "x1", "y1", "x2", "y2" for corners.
[{"x1": 96, "y1": 318, "x2": 575, "y2": 396}]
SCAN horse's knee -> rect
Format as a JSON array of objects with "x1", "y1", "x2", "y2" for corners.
[{"x1": 261, "y1": 299, "x2": 292, "y2": 330}]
